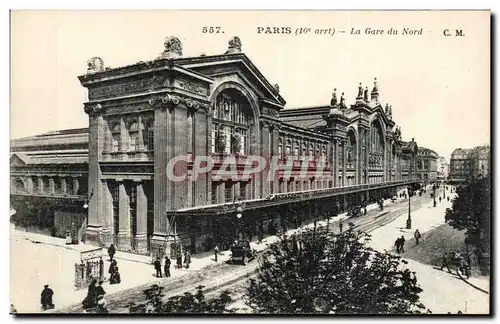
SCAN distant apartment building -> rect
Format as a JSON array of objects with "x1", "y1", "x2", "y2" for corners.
[
  {"x1": 436, "y1": 156, "x2": 449, "y2": 182},
  {"x1": 416, "y1": 147, "x2": 438, "y2": 185},
  {"x1": 449, "y1": 145, "x2": 490, "y2": 183}
]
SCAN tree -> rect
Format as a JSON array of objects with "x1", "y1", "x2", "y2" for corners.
[
  {"x1": 244, "y1": 225, "x2": 426, "y2": 314},
  {"x1": 128, "y1": 285, "x2": 236, "y2": 314},
  {"x1": 446, "y1": 175, "x2": 491, "y2": 274}
]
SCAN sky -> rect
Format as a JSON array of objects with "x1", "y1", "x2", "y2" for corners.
[{"x1": 10, "y1": 10, "x2": 490, "y2": 160}]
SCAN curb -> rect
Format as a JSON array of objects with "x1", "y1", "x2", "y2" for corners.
[{"x1": 455, "y1": 269, "x2": 489, "y2": 295}]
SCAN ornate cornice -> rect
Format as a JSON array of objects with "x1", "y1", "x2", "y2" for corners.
[
  {"x1": 84, "y1": 103, "x2": 103, "y2": 116},
  {"x1": 260, "y1": 118, "x2": 281, "y2": 131},
  {"x1": 148, "y1": 93, "x2": 210, "y2": 114}
]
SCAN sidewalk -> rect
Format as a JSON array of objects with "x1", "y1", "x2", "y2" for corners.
[{"x1": 10, "y1": 193, "x2": 415, "y2": 314}]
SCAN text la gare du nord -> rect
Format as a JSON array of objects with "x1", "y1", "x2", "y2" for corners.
[{"x1": 256, "y1": 26, "x2": 423, "y2": 36}]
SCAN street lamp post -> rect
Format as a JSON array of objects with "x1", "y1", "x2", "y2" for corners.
[
  {"x1": 406, "y1": 186, "x2": 412, "y2": 229},
  {"x1": 433, "y1": 184, "x2": 437, "y2": 207}
]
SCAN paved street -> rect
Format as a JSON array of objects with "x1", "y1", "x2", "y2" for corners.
[
  {"x1": 13, "y1": 186, "x2": 484, "y2": 314},
  {"x1": 55, "y1": 188, "x2": 432, "y2": 313}
]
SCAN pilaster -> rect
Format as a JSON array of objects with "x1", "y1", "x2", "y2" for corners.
[
  {"x1": 135, "y1": 180, "x2": 148, "y2": 254},
  {"x1": 116, "y1": 180, "x2": 131, "y2": 251}
]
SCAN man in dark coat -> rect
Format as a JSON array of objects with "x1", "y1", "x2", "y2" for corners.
[
  {"x1": 40, "y1": 285, "x2": 54, "y2": 311},
  {"x1": 108, "y1": 259, "x2": 117, "y2": 275},
  {"x1": 395, "y1": 237, "x2": 401, "y2": 253},
  {"x1": 154, "y1": 258, "x2": 162, "y2": 278},
  {"x1": 95, "y1": 281, "x2": 106, "y2": 297},
  {"x1": 414, "y1": 229, "x2": 422, "y2": 245},
  {"x1": 164, "y1": 256, "x2": 171, "y2": 277},
  {"x1": 399, "y1": 236, "x2": 406, "y2": 253},
  {"x1": 176, "y1": 250, "x2": 183, "y2": 269},
  {"x1": 108, "y1": 244, "x2": 116, "y2": 261}
]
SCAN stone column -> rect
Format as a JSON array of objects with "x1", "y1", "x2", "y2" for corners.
[
  {"x1": 100, "y1": 180, "x2": 113, "y2": 247},
  {"x1": 135, "y1": 180, "x2": 148, "y2": 254},
  {"x1": 37, "y1": 177, "x2": 43, "y2": 194},
  {"x1": 259, "y1": 120, "x2": 272, "y2": 199},
  {"x1": 85, "y1": 106, "x2": 104, "y2": 244},
  {"x1": 73, "y1": 177, "x2": 79, "y2": 195},
  {"x1": 332, "y1": 138, "x2": 338, "y2": 187},
  {"x1": 116, "y1": 180, "x2": 131, "y2": 251},
  {"x1": 48, "y1": 178, "x2": 55, "y2": 194},
  {"x1": 61, "y1": 177, "x2": 67, "y2": 194},
  {"x1": 342, "y1": 139, "x2": 347, "y2": 186},
  {"x1": 151, "y1": 107, "x2": 171, "y2": 253}
]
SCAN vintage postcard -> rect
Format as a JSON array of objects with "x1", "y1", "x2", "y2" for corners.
[{"x1": 9, "y1": 10, "x2": 491, "y2": 315}]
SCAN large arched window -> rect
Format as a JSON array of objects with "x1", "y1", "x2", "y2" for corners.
[
  {"x1": 128, "y1": 121, "x2": 139, "y2": 152},
  {"x1": 286, "y1": 139, "x2": 292, "y2": 158},
  {"x1": 12, "y1": 178, "x2": 25, "y2": 193},
  {"x1": 212, "y1": 90, "x2": 252, "y2": 155},
  {"x1": 111, "y1": 123, "x2": 121, "y2": 152},
  {"x1": 370, "y1": 120, "x2": 385, "y2": 168},
  {"x1": 347, "y1": 130, "x2": 357, "y2": 169}
]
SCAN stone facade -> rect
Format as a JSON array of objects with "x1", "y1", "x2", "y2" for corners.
[
  {"x1": 11, "y1": 36, "x2": 428, "y2": 257},
  {"x1": 449, "y1": 145, "x2": 490, "y2": 183},
  {"x1": 415, "y1": 147, "x2": 438, "y2": 185}
]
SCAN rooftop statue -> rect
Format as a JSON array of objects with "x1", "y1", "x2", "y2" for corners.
[
  {"x1": 340, "y1": 92, "x2": 346, "y2": 108},
  {"x1": 159, "y1": 36, "x2": 183, "y2": 58},
  {"x1": 385, "y1": 103, "x2": 389, "y2": 114},
  {"x1": 86, "y1": 57, "x2": 105, "y2": 74},
  {"x1": 357, "y1": 83, "x2": 363, "y2": 99},
  {"x1": 330, "y1": 88, "x2": 338, "y2": 106},
  {"x1": 364, "y1": 86, "x2": 369, "y2": 101},
  {"x1": 226, "y1": 36, "x2": 242, "y2": 54}
]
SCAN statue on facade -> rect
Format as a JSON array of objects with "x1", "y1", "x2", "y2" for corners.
[
  {"x1": 364, "y1": 86, "x2": 369, "y2": 101},
  {"x1": 226, "y1": 36, "x2": 242, "y2": 54},
  {"x1": 389, "y1": 105, "x2": 393, "y2": 117},
  {"x1": 340, "y1": 92, "x2": 346, "y2": 108},
  {"x1": 330, "y1": 88, "x2": 338, "y2": 106},
  {"x1": 86, "y1": 57, "x2": 105, "y2": 73},
  {"x1": 357, "y1": 83, "x2": 363, "y2": 99},
  {"x1": 273, "y1": 83, "x2": 280, "y2": 93},
  {"x1": 158, "y1": 36, "x2": 183, "y2": 59},
  {"x1": 385, "y1": 103, "x2": 389, "y2": 115},
  {"x1": 373, "y1": 77, "x2": 378, "y2": 92}
]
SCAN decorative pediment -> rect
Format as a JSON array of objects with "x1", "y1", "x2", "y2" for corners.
[
  {"x1": 177, "y1": 53, "x2": 286, "y2": 108},
  {"x1": 10, "y1": 153, "x2": 31, "y2": 167}
]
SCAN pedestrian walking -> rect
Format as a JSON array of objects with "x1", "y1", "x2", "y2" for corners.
[
  {"x1": 95, "y1": 280, "x2": 106, "y2": 297},
  {"x1": 108, "y1": 259, "x2": 117, "y2": 275},
  {"x1": 339, "y1": 222, "x2": 343, "y2": 233},
  {"x1": 414, "y1": 229, "x2": 421, "y2": 245},
  {"x1": 184, "y1": 250, "x2": 192, "y2": 269},
  {"x1": 40, "y1": 284, "x2": 54, "y2": 311},
  {"x1": 107, "y1": 244, "x2": 116, "y2": 261},
  {"x1": 154, "y1": 257, "x2": 162, "y2": 278},
  {"x1": 440, "y1": 252, "x2": 451, "y2": 273},
  {"x1": 214, "y1": 245, "x2": 219, "y2": 262},
  {"x1": 164, "y1": 256, "x2": 171, "y2": 277},
  {"x1": 109, "y1": 267, "x2": 121, "y2": 284},
  {"x1": 176, "y1": 250, "x2": 183, "y2": 269},
  {"x1": 82, "y1": 279, "x2": 97, "y2": 309},
  {"x1": 399, "y1": 236, "x2": 406, "y2": 253},
  {"x1": 447, "y1": 196, "x2": 450, "y2": 202},
  {"x1": 394, "y1": 237, "x2": 401, "y2": 253}
]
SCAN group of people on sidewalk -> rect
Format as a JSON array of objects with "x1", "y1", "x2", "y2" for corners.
[
  {"x1": 394, "y1": 229, "x2": 422, "y2": 254},
  {"x1": 82, "y1": 279, "x2": 108, "y2": 313},
  {"x1": 153, "y1": 249, "x2": 192, "y2": 278}
]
